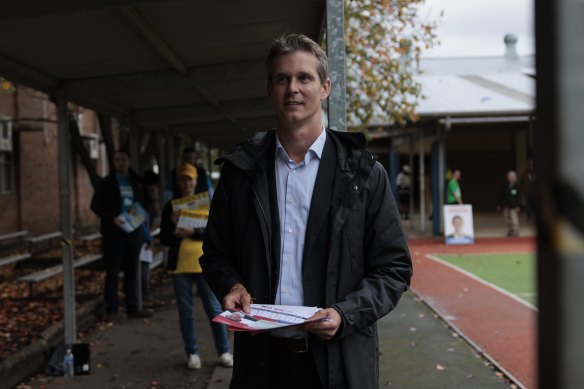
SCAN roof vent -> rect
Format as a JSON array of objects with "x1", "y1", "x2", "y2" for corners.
[{"x1": 504, "y1": 33, "x2": 519, "y2": 60}]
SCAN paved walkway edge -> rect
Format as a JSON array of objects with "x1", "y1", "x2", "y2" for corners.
[
  {"x1": 207, "y1": 365, "x2": 232, "y2": 389},
  {"x1": 410, "y1": 288, "x2": 528, "y2": 389}
]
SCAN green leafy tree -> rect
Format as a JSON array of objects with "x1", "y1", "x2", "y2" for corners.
[{"x1": 345, "y1": 0, "x2": 440, "y2": 129}]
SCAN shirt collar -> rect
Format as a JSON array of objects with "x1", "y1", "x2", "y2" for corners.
[{"x1": 275, "y1": 127, "x2": 327, "y2": 163}]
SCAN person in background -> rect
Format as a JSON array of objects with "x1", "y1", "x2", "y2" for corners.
[
  {"x1": 160, "y1": 163, "x2": 233, "y2": 370},
  {"x1": 396, "y1": 164, "x2": 412, "y2": 219},
  {"x1": 90, "y1": 150, "x2": 152, "y2": 320},
  {"x1": 164, "y1": 147, "x2": 212, "y2": 202},
  {"x1": 446, "y1": 169, "x2": 463, "y2": 204},
  {"x1": 200, "y1": 33, "x2": 411, "y2": 389},
  {"x1": 498, "y1": 170, "x2": 523, "y2": 237}
]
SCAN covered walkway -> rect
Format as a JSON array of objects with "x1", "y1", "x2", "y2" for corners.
[{"x1": 21, "y1": 277, "x2": 513, "y2": 389}]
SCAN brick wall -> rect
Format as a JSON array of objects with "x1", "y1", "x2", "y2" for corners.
[
  {"x1": 0, "y1": 86, "x2": 17, "y2": 233},
  {"x1": 0, "y1": 85, "x2": 105, "y2": 236},
  {"x1": 73, "y1": 109, "x2": 100, "y2": 228}
]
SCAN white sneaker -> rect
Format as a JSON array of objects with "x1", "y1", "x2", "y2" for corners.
[
  {"x1": 187, "y1": 354, "x2": 201, "y2": 369},
  {"x1": 218, "y1": 352, "x2": 234, "y2": 367}
]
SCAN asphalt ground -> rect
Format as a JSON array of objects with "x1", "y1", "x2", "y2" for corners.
[{"x1": 20, "y1": 275, "x2": 513, "y2": 389}]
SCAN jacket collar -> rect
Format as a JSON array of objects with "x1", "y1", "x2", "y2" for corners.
[{"x1": 216, "y1": 128, "x2": 368, "y2": 173}]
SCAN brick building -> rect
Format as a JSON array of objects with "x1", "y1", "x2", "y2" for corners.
[{"x1": 0, "y1": 84, "x2": 107, "y2": 235}]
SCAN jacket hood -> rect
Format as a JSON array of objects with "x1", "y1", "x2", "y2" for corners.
[{"x1": 216, "y1": 129, "x2": 368, "y2": 171}]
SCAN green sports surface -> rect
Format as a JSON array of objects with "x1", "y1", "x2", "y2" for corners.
[{"x1": 435, "y1": 253, "x2": 537, "y2": 307}]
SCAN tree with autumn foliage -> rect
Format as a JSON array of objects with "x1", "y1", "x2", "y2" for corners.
[{"x1": 345, "y1": 0, "x2": 439, "y2": 129}]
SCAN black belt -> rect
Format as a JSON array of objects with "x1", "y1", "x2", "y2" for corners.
[{"x1": 270, "y1": 336, "x2": 309, "y2": 353}]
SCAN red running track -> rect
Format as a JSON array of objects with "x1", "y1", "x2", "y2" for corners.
[{"x1": 409, "y1": 237, "x2": 537, "y2": 389}]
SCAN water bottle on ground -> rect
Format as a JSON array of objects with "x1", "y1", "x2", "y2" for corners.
[{"x1": 63, "y1": 348, "x2": 75, "y2": 377}]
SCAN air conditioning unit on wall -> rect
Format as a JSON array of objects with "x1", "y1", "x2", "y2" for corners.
[
  {"x1": 0, "y1": 121, "x2": 12, "y2": 152},
  {"x1": 82, "y1": 133, "x2": 99, "y2": 160}
]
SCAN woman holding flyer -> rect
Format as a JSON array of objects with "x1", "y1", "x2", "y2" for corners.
[{"x1": 160, "y1": 163, "x2": 233, "y2": 370}]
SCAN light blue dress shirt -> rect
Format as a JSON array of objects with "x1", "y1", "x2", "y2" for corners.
[{"x1": 274, "y1": 129, "x2": 327, "y2": 307}]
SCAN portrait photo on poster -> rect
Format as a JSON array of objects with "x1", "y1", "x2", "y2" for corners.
[{"x1": 443, "y1": 204, "x2": 474, "y2": 245}]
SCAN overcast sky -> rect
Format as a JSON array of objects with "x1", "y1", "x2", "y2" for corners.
[{"x1": 417, "y1": 0, "x2": 535, "y2": 57}]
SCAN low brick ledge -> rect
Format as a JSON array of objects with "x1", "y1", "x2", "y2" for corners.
[{"x1": 0, "y1": 297, "x2": 104, "y2": 389}]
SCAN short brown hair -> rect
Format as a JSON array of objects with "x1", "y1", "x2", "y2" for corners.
[{"x1": 265, "y1": 33, "x2": 328, "y2": 86}]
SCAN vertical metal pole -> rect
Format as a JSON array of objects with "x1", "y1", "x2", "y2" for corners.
[
  {"x1": 57, "y1": 94, "x2": 76, "y2": 345},
  {"x1": 431, "y1": 141, "x2": 441, "y2": 236},
  {"x1": 388, "y1": 150, "x2": 399, "y2": 205},
  {"x1": 537, "y1": 0, "x2": 584, "y2": 387},
  {"x1": 408, "y1": 135, "x2": 415, "y2": 230},
  {"x1": 438, "y1": 136, "x2": 445, "y2": 232},
  {"x1": 129, "y1": 124, "x2": 140, "y2": 173},
  {"x1": 128, "y1": 123, "x2": 142, "y2": 311},
  {"x1": 157, "y1": 131, "x2": 168, "y2": 211},
  {"x1": 419, "y1": 129, "x2": 425, "y2": 234},
  {"x1": 326, "y1": 0, "x2": 346, "y2": 132}
]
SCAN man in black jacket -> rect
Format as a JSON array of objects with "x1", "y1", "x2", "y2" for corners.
[
  {"x1": 497, "y1": 170, "x2": 523, "y2": 237},
  {"x1": 200, "y1": 33, "x2": 412, "y2": 389},
  {"x1": 90, "y1": 150, "x2": 151, "y2": 319}
]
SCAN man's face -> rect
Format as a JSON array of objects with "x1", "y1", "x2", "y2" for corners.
[
  {"x1": 113, "y1": 152, "x2": 130, "y2": 175},
  {"x1": 507, "y1": 172, "x2": 517, "y2": 184},
  {"x1": 454, "y1": 170, "x2": 461, "y2": 180},
  {"x1": 177, "y1": 175, "x2": 197, "y2": 197},
  {"x1": 267, "y1": 50, "x2": 330, "y2": 129},
  {"x1": 453, "y1": 217, "x2": 464, "y2": 233}
]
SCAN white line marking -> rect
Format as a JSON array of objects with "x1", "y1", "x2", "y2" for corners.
[{"x1": 425, "y1": 254, "x2": 538, "y2": 311}]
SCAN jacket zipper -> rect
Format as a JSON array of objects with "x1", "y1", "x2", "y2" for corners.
[{"x1": 252, "y1": 188, "x2": 273, "y2": 299}]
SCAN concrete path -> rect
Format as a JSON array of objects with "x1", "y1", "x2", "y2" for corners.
[
  {"x1": 22, "y1": 279, "x2": 231, "y2": 389},
  {"x1": 22, "y1": 277, "x2": 512, "y2": 389}
]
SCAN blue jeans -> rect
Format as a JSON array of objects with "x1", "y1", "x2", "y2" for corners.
[{"x1": 172, "y1": 273, "x2": 230, "y2": 356}]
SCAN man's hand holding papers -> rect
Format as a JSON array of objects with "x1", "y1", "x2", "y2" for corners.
[{"x1": 213, "y1": 304, "x2": 331, "y2": 333}]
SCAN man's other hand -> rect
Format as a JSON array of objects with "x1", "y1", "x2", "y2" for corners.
[
  {"x1": 303, "y1": 308, "x2": 342, "y2": 341},
  {"x1": 223, "y1": 283, "x2": 252, "y2": 314}
]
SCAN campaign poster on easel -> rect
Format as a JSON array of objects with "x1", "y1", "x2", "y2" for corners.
[{"x1": 443, "y1": 204, "x2": 474, "y2": 245}]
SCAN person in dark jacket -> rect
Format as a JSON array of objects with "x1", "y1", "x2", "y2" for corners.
[
  {"x1": 497, "y1": 170, "x2": 523, "y2": 237},
  {"x1": 160, "y1": 163, "x2": 232, "y2": 370},
  {"x1": 200, "y1": 33, "x2": 412, "y2": 389},
  {"x1": 90, "y1": 150, "x2": 151, "y2": 319}
]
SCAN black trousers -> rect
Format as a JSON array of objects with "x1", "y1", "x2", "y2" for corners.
[
  {"x1": 102, "y1": 232, "x2": 142, "y2": 313},
  {"x1": 268, "y1": 338, "x2": 323, "y2": 389}
]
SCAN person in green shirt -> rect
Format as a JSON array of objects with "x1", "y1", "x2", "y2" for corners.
[{"x1": 446, "y1": 169, "x2": 463, "y2": 204}]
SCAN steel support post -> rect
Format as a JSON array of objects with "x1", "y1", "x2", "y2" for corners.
[
  {"x1": 129, "y1": 123, "x2": 140, "y2": 173},
  {"x1": 408, "y1": 135, "x2": 414, "y2": 230},
  {"x1": 128, "y1": 123, "x2": 142, "y2": 311},
  {"x1": 418, "y1": 129, "x2": 425, "y2": 234},
  {"x1": 57, "y1": 93, "x2": 76, "y2": 345},
  {"x1": 431, "y1": 140, "x2": 445, "y2": 236},
  {"x1": 388, "y1": 151, "x2": 399, "y2": 205},
  {"x1": 536, "y1": 0, "x2": 584, "y2": 387},
  {"x1": 326, "y1": 0, "x2": 346, "y2": 132}
]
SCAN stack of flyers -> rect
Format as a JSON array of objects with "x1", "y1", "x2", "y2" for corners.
[
  {"x1": 171, "y1": 192, "x2": 210, "y2": 212},
  {"x1": 213, "y1": 304, "x2": 330, "y2": 333},
  {"x1": 118, "y1": 203, "x2": 147, "y2": 233},
  {"x1": 176, "y1": 209, "x2": 208, "y2": 230}
]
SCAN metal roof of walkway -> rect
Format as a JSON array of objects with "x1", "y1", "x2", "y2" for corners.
[
  {"x1": 0, "y1": 0, "x2": 329, "y2": 148},
  {"x1": 0, "y1": 0, "x2": 348, "y2": 347}
]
